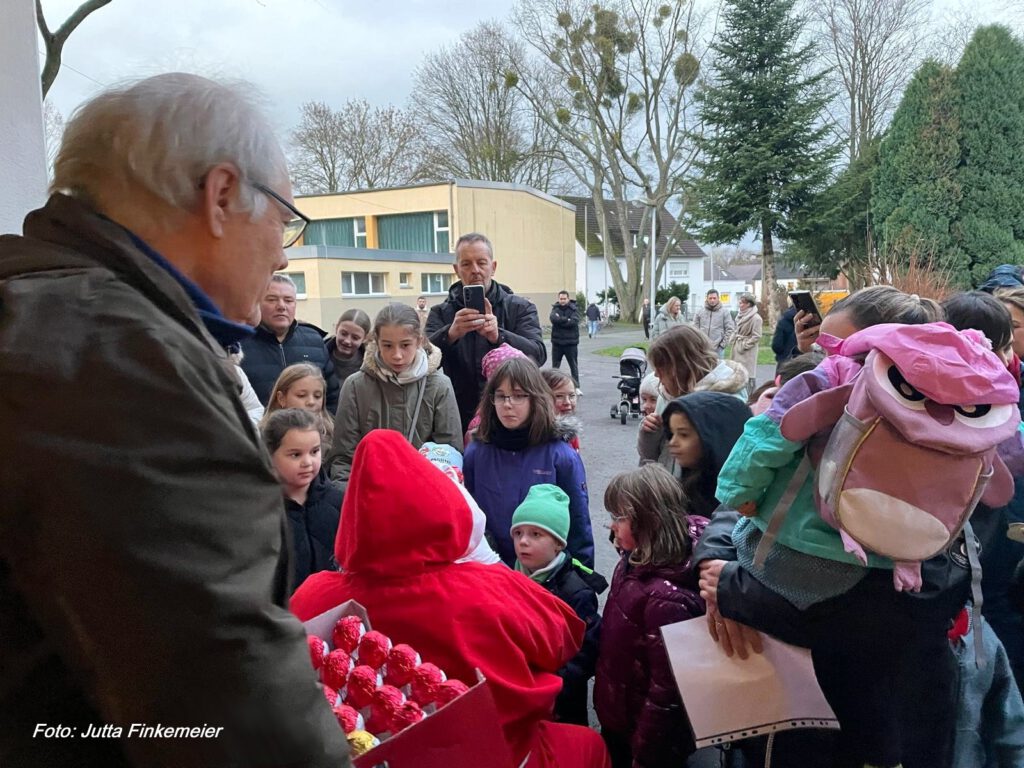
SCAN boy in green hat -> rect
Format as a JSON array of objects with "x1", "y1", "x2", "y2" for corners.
[{"x1": 511, "y1": 484, "x2": 607, "y2": 725}]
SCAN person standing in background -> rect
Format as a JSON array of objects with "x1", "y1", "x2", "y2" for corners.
[
  {"x1": 693, "y1": 289, "x2": 735, "y2": 357},
  {"x1": 550, "y1": 290, "x2": 582, "y2": 392},
  {"x1": 415, "y1": 295, "x2": 430, "y2": 329},
  {"x1": 586, "y1": 301, "x2": 601, "y2": 338}
]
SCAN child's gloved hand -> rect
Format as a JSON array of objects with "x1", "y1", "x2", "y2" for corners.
[{"x1": 737, "y1": 501, "x2": 757, "y2": 517}]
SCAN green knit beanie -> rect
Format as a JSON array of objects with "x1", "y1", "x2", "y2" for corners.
[{"x1": 510, "y1": 484, "x2": 570, "y2": 545}]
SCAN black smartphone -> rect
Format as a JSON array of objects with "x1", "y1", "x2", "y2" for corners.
[
  {"x1": 463, "y1": 284, "x2": 486, "y2": 314},
  {"x1": 789, "y1": 290, "x2": 820, "y2": 320}
]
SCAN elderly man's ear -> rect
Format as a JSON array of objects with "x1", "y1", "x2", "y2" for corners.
[{"x1": 201, "y1": 163, "x2": 242, "y2": 238}]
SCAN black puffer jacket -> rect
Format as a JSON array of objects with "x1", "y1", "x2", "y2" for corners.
[
  {"x1": 284, "y1": 470, "x2": 343, "y2": 593},
  {"x1": 426, "y1": 280, "x2": 546, "y2": 429},
  {"x1": 241, "y1": 321, "x2": 340, "y2": 412},
  {"x1": 549, "y1": 300, "x2": 580, "y2": 345},
  {"x1": 543, "y1": 555, "x2": 607, "y2": 725}
]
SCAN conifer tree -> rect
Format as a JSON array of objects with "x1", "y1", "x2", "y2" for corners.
[
  {"x1": 692, "y1": 0, "x2": 836, "y2": 323},
  {"x1": 953, "y1": 25, "x2": 1024, "y2": 284},
  {"x1": 872, "y1": 60, "x2": 963, "y2": 278}
]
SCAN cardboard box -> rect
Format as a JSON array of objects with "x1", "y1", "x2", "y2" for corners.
[{"x1": 303, "y1": 601, "x2": 514, "y2": 768}]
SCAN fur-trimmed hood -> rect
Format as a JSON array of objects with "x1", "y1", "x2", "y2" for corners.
[
  {"x1": 360, "y1": 339, "x2": 443, "y2": 379},
  {"x1": 695, "y1": 359, "x2": 748, "y2": 396},
  {"x1": 554, "y1": 414, "x2": 583, "y2": 442}
]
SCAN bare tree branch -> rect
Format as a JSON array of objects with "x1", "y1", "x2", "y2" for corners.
[{"x1": 37, "y1": 0, "x2": 113, "y2": 97}]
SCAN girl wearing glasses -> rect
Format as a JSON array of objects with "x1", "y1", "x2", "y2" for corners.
[
  {"x1": 464, "y1": 358, "x2": 595, "y2": 568},
  {"x1": 542, "y1": 368, "x2": 581, "y2": 452}
]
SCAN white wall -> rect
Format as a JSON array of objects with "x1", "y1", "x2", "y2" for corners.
[{"x1": 0, "y1": 0, "x2": 47, "y2": 234}]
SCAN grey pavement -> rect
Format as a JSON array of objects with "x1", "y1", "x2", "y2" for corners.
[{"x1": 543, "y1": 324, "x2": 769, "y2": 768}]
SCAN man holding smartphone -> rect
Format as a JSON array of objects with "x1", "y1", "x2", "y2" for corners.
[{"x1": 426, "y1": 233, "x2": 546, "y2": 429}]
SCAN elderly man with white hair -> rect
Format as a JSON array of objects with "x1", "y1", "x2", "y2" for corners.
[{"x1": 0, "y1": 75, "x2": 350, "y2": 767}]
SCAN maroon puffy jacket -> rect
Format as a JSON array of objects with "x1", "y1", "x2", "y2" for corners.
[{"x1": 594, "y1": 517, "x2": 708, "y2": 768}]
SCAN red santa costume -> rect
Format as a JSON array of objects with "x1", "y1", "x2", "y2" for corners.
[{"x1": 290, "y1": 429, "x2": 609, "y2": 768}]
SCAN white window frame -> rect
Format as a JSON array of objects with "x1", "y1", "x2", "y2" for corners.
[
  {"x1": 399, "y1": 271, "x2": 413, "y2": 289},
  {"x1": 434, "y1": 211, "x2": 450, "y2": 253},
  {"x1": 667, "y1": 261, "x2": 689, "y2": 279},
  {"x1": 341, "y1": 271, "x2": 387, "y2": 297},
  {"x1": 354, "y1": 217, "x2": 367, "y2": 248}
]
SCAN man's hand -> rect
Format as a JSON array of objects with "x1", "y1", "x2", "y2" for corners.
[
  {"x1": 480, "y1": 298, "x2": 499, "y2": 344},
  {"x1": 794, "y1": 310, "x2": 822, "y2": 353},
  {"x1": 448, "y1": 307, "x2": 490, "y2": 343},
  {"x1": 640, "y1": 412, "x2": 662, "y2": 433},
  {"x1": 706, "y1": 603, "x2": 763, "y2": 660}
]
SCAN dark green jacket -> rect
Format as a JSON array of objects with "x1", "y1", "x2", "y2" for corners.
[{"x1": 0, "y1": 194, "x2": 350, "y2": 767}]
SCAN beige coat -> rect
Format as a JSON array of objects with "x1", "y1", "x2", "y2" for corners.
[
  {"x1": 328, "y1": 341, "x2": 463, "y2": 484},
  {"x1": 730, "y1": 306, "x2": 763, "y2": 382}
]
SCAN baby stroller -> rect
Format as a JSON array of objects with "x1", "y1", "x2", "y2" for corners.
[{"x1": 610, "y1": 347, "x2": 647, "y2": 425}]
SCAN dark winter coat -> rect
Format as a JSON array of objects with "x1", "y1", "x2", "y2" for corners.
[
  {"x1": 426, "y1": 280, "x2": 547, "y2": 429},
  {"x1": 0, "y1": 193, "x2": 349, "y2": 767},
  {"x1": 550, "y1": 300, "x2": 580, "y2": 346},
  {"x1": 543, "y1": 556, "x2": 608, "y2": 725},
  {"x1": 284, "y1": 470, "x2": 343, "y2": 593},
  {"x1": 772, "y1": 306, "x2": 800, "y2": 364},
  {"x1": 586, "y1": 303, "x2": 601, "y2": 321},
  {"x1": 241, "y1": 321, "x2": 340, "y2": 412},
  {"x1": 324, "y1": 336, "x2": 364, "y2": 388},
  {"x1": 594, "y1": 517, "x2": 708, "y2": 768}
]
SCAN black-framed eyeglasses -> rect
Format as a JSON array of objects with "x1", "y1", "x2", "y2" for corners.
[{"x1": 252, "y1": 182, "x2": 310, "y2": 248}]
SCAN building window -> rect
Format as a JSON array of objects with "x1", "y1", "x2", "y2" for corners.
[
  {"x1": 399, "y1": 272, "x2": 413, "y2": 288},
  {"x1": 304, "y1": 217, "x2": 357, "y2": 247},
  {"x1": 341, "y1": 272, "x2": 386, "y2": 296},
  {"x1": 668, "y1": 261, "x2": 689, "y2": 279},
  {"x1": 279, "y1": 271, "x2": 307, "y2": 298},
  {"x1": 421, "y1": 272, "x2": 451, "y2": 295},
  {"x1": 434, "y1": 211, "x2": 450, "y2": 254},
  {"x1": 354, "y1": 217, "x2": 367, "y2": 248}
]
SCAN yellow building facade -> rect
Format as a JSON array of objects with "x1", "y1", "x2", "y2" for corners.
[{"x1": 283, "y1": 180, "x2": 577, "y2": 330}]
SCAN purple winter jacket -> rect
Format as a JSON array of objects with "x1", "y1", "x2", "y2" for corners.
[{"x1": 594, "y1": 516, "x2": 708, "y2": 768}]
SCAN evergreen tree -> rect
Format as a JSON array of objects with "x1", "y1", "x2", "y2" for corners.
[
  {"x1": 953, "y1": 25, "x2": 1024, "y2": 285},
  {"x1": 872, "y1": 60, "x2": 964, "y2": 281},
  {"x1": 691, "y1": 0, "x2": 837, "y2": 323}
]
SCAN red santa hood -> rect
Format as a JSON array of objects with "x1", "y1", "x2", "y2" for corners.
[{"x1": 335, "y1": 429, "x2": 472, "y2": 576}]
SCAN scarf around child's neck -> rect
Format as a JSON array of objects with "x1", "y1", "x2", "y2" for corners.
[
  {"x1": 374, "y1": 347, "x2": 428, "y2": 385},
  {"x1": 515, "y1": 551, "x2": 567, "y2": 584},
  {"x1": 490, "y1": 419, "x2": 532, "y2": 451}
]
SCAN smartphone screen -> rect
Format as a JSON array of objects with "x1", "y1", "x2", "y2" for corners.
[
  {"x1": 789, "y1": 291, "x2": 820, "y2": 320},
  {"x1": 463, "y1": 285, "x2": 486, "y2": 314}
]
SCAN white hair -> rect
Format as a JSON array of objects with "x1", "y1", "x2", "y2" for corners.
[
  {"x1": 269, "y1": 273, "x2": 297, "y2": 290},
  {"x1": 51, "y1": 73, "x2": 287, "y2": 227}
]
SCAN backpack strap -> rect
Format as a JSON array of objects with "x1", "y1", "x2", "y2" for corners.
[
  {"x1": 753, "y1": 455, "x2": 813, "y2": 569},
  {"x1": 962, "y1": 521, "x2": 986, "y2": 669}
]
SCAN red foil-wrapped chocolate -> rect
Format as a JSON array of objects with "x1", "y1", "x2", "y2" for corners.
[
  {"x1": 332, "y1": 703, "x2": 365, "y2": 734},
  {"x1": 331, "y1": 615, "x2": 366, "y2": 654},
  {"x1": 345, "y1": 664, "x2": 382, "y2": 709},
  {"x1": 390, "y1": 700, "x2": 424, "y2": 733},
  {"x1": 322, "y1": 684, "x2": 341, "y2": 708},
  {"x1": 385, "y1": 643, "x2": 421, "y2": 687},
  {"x1": 357, "y1": 630, "x2": 393, "y2": 669},
  {"x1": 307, "y1": 635, "x2": 329, "y2": 670},
  {"x1": 320, "y1": 649, "x2": 353, "y2": 690},
  {"x1": 369, "y1": 684, "x2": 406, "y2": 735},
  {"x1": 435, "y1": 678, "x2": 470, "y2": 707},
  {"x1": 410, "y1": 662, "x2": 446, "y2": 706}
]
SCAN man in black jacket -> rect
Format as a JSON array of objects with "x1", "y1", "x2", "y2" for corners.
[
  {"x1": 241, "y1": 274, "x2": 340, "y2": 412},
  {"x1": 550, "y1": 290, "x2": 581, "y2": 390},
  {"x1": 426, "y1": 233, "x2": 546, "y2": 429}
]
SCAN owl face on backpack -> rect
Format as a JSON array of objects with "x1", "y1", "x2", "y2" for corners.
[{"x1": 781, "y1": 322, "x2": 1021, "y2": 591}]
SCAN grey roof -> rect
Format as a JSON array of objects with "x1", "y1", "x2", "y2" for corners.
[
  {"x1": 561, "y1": 195, "x2": 707, "y2": 260},
  {"x1": 703, "y1": 259, "x2": 739, "y2": 281}
]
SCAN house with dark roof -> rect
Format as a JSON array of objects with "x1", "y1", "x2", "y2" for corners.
[{"x1": 561, "y1": 195, "x2": 745, "y2": 315}]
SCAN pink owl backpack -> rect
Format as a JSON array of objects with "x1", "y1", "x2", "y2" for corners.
[{"x1": 766, "y1": 323, "x2": 1020, "y2": 594}]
